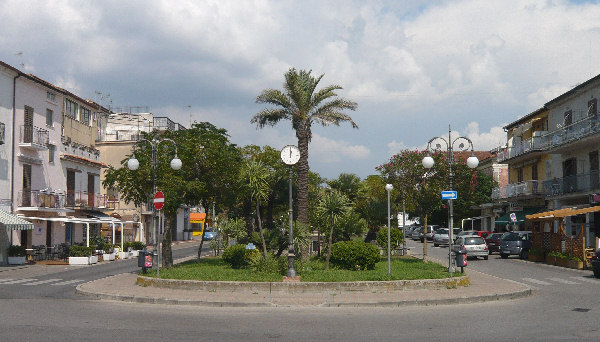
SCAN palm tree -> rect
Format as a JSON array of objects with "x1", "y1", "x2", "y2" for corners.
[
  {"x1": 240, "y1": 159, "x2": 272, "y2": 258},
  {"x1": 252, "y1": 68, "x2": 358, "y2": 225},
  {"x1": 315, "y1": 189, "x2": 351, "y2": 269}
]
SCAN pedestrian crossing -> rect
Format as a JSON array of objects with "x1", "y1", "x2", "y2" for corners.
[
  {"x1": 521, "y1": 276, "x2": 599, "y2": 287},
  {"x1": 0, "y1": 278, "x2": 85, "y2": 286}
]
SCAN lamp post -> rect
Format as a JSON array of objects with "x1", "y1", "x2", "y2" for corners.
[
  {"x1": 422, "y1": 125, "x2": 479, "y2": 276},
  {"x1": 280, "y1": 145, "x2": 300, "y2": 278},
  {"x1": 127, "y1": 137, "x2": 182, "y2": 277},
  {"x1": 385, "y1": 183, "x2": 393, "y2": 276}
]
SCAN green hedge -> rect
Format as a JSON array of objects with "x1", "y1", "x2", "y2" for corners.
[
  {"x1": 7, "y1": 245, "x2": 26, "y2": 257},
  {"x1": 123, "y1": 241, "x2": 145, "y2": 251},
  {"x1": 330, "y1": 240, "x2": 380, "y2": 271},
  {"x1": 222, "y1": 244, "x2": 260, "y2": 269},
  {"x1": 376, "y1": 228, "x2": 404, "y2": 254},
  {"x1": 69, "y1": 245, "x2": 93, "y2": 257}
]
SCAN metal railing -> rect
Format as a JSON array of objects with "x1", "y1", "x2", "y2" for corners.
[
  {"x1": 496, "y1": 134, "x2": 548, "y2": 162},
  {"x1": 17, "y1": 190, "x2": 66, "y2": 209},
  {"x1": 545, "y1": 115, "x2": 600, "y2": 149},
  {"x1": 542, "y1": 171, "x2": 600, "y2": 197},
  {"x1": 491, "y1": 180, "x2": 544, "y2": 200},
  {"x1": 19, "y1": 125, "x2": 49, "y2": 148},
  {"x1": 65, "y1": 191, "x2": 108, "y2": 208}
]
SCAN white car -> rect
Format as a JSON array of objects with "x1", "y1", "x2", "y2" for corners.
[
  {"x1": 433, "y1": 228, "x2": 460, "y2": 247},
  {"x1": 452, "y1": 235, "x2": 489, "y2": 259}
]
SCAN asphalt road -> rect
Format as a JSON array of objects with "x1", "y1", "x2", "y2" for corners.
[{"x1": 0, "y1": 239, "x2": 599, "y2": 341}]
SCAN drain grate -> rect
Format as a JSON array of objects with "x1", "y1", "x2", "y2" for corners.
[{"x1": 572, "y1": 308, "x2": 591, "y2": 312}]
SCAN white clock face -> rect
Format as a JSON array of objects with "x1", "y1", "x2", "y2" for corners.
[{"x1": 281, "y1": 145, "x2": 300, "y2": 165}]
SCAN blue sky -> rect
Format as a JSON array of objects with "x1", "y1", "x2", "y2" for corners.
[{"x1": 2, "y1": 0, "x2": 600, "y2": 179}]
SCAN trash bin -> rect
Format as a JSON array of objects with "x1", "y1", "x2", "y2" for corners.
[
  {"x1": 138, "y1": 249, "x2": 153, "y2": 273},
  {"x1": 455, "y1": 249, "x2": 467, "y2": 272}
]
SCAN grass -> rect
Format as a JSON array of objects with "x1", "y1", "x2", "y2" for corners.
[{"x1": 143, "y1": 256, "x2": 451, "y2": 282}]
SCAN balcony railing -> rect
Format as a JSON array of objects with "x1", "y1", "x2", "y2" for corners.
[
  {"x1": 66, "y1": 191, "x2": 108, "y2": 208},
  {"x1": 545, "y1": 115, "x2": 600, "y2": 150},
  {"x1": 542, "y1": 171, "x2": 600, "y2": 197},
  {"x1": 491, "y1": 180, "x2": 545, "y2": 200},
  {"x1": 496, "y1": 133, "x2": 548, "y2": 162},
  {"x1": 17, "y1": 190, "x2": 66, "y2": 209},
  {"x1": 19, "y1": 125, "x2": 49, "y2": 149}
]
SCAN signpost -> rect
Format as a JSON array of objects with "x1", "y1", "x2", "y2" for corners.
[
  {"x1": 154, "y1": 191, "x2": 165, "y2": 210},
  {"x1": 510, "y1": 213, "x2": 517, "y2": 223},
  {"x1": 441, "y1": 190, "x2": 458, "y2": 200}
]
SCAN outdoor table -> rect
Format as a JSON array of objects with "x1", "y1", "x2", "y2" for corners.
[{"x1": 46, "y1": 246, "x2": 55, "y2": 260}]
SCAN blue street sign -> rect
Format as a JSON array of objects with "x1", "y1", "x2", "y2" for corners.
[{"x1": 441, "y1": 191, "x2": 458, "y2": 200}]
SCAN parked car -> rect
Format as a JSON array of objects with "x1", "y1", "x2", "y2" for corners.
[
  {"x1": 592, "y1": 248, "x2": 600, "y2": 278},
  {"x1": 485, "y1": 232, "x2": 504, "y2": 254},
  {"x1": 456, "y1": 230, "x2": 492, "y2": 240},
  {"x1": 203, "y1": 227, "x2": 218, "y2": 241},
  {"x1": 424, "y1": 225, "x2": 440, "y2": 242},
  {"x1": 411, "y1": 227, "x2": 423, "y2": 240},
  {"x1": 433, "y1": 228, "x2": 460, "y2": 247},
  {"x1": 499, "y1": 231, "x2": 532, "y2": 259},
  {"x1": 452, "y1": 235, "x2": 489, "y2": 260}
]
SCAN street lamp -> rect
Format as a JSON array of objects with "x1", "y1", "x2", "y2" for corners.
[
  {"x1": 128, "y1": 137, "x2": 181, "y2": 277},
  {"x1": 421, "y1": 125, "x2": 478, "y2": 276},
  {"x1": 385, "y1": 183, "x2": 393, "y2": 276},
  {"x1": 280, "y1": 145, "x2": 300, "y2": 278}
]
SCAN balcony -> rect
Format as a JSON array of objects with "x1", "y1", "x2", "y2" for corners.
[
  {"x1": 545, "y1": 115, "x2": 600, "y2": 153},
  {"x1": 542, "y1": 171, "x2": 600, "y2": 197},
  {"x1": 17, "y1": 190, "x2": 66, "y2": 209},
  {"x1": 492, "y1": 180, "x2": 546, "y2": 200},
  {"x1": 66, "y1": 191, "x2": 108, "y2": 209},
  {"x1": 19, "y1": 125, "x2": 49, "y2": 150}
]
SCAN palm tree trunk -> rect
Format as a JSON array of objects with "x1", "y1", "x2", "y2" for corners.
[
  {"x1": 296, "y1": 127, "x2": 310, "y2": 225},
  {"x1": 325, "y1": 216, "x2": 334, "y2": 270},
  {"x1": 256, "y1": 201, "x2": 268, "y2": 258}
]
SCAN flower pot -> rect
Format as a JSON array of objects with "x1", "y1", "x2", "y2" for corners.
[
  {"x1": 90, "y1": 255, "x2": 98, "y2": 264},
  {"x1": 528, "y1": 254, "x2": 544, "y2": 262},
  {"x1": 69, "y1": 256, "x2": 91, "y2": 265},
  {"x1": 8, "y1": 256, "x2": 26, "y2": 265},
  {"x1": 556, "y1": 258, "x2": 569, "y2": 267},
  {"x1": 118, "y1": 251, "x2": 129, "y2": 260},
  {"x1": 104, "y1": 253, "x2": 115, "y2": 261},
  {"x1": 130, "y1": 250, "x2": 139, "y2": 257},
  {"x1": 568, "y1": 260, "x2": 583, "y2": 269},
  {"x1": 545, "y1": 255, "x2": 557, "y2": 265}
]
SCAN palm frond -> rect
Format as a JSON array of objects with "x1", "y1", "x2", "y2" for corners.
[{"x1": 251, "y1": 109, "x2": 290, "y2": 128}]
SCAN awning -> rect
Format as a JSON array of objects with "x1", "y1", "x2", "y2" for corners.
[
  {"x1": 190, "y1": 213, "x2": 206, "y2": 223},
  {"x1": 526, "y1": 205, "x2": 600, "y2": 221},
  {"x1": 0, "y1": 209, "x2": 34, "y2": 230},
  {"x1": 495, "y1": 208, "x2": 543, "y2": 225}
]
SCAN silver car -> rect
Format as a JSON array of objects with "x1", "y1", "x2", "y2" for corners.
[
  {"x1": 433, "y1": 228, "x2": 461, "y2": 247},
  {"x1": 411, "y1": 227, "x2": 423, "y2": 240},
  {"x1": 452, "y1": 235, "x2": 489, "y2": 260}
]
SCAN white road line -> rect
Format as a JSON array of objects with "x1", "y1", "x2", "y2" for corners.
[
  {"x1": 22, "y1": 279, "x2": 62, "y2": 286},
  {"x1": 522, "y1": 278, "x2": 552, "y2": 285},
  {"x1": 571, "y1": 276, "x2": 600, "y2": 284},
  {"x1": 547, "y1": 277, "x2": 579, "y2": 285},
  {"x1": 0, "y1": 278, "x2": 15, "y2": 283},
  {"x1": 0, "y1": 278, "x2": 37, "y2": 285},
  {"x1": 50, "y1": 279, "x2": 84, "y2": 286}
]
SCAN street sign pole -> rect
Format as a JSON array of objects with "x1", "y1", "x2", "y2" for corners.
[{"x1": 153, "y1": 191, "x2": 165, "y2": 278}]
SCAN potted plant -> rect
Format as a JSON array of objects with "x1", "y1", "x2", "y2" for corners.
[
  {"x1": 7, "y1": 245, "x2": 26, "y2": 265},
  {"x1": 129, "y1": 241, "x2": 145, "y2": 257},
  {"x1": 568, "y1": 255, "x2": 583, "y2": 269},
  {"x1": 527, "y1": 248, "x2": 544, "y2": 262},
  {"x1": 103, "y1": 243, "x2": 115, "y2": 261},
  {"x1": 556, "y1": 252, "x2": 570, "y2": 267},
  {"x1": 119, "y1": 242, "x2": 130, "y2": 260},
  {"x1": 546, "y1": 251, "x2": 559, "y2": 265},
  {"x1": 68, "y1": 245, "x2": 93, "y2": 265}
]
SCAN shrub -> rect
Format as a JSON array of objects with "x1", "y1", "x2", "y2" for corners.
[
  {"x1": 69, "y1": 245, "x2": 92, "y2": 257},
  {"x1": 376, "y1": 228, "x2": 404, "y2": 254},
  {"x1": 330, "y1": 240, "x2": 380, "y2": 271},
  {"x1": 222, "y1": 244, "x2": 260, "y2": 269},
  {"x1": 7, "y1": 245, "x2": 26, "y2": 257},
  {"x1": 103, "y1": 243, "x2": 114, "y2": 254},
  {"x1": 131, "y1": 241, "x2": 145, "y2": 250}
]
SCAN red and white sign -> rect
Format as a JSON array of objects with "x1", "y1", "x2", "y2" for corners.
[{"x1": 154, "y1": 191, "x2": 165, "y2": 210}]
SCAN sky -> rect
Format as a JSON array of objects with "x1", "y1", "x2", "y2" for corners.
[{"x1": 2, "y1": 0, "x2": 600, "y2": 179}]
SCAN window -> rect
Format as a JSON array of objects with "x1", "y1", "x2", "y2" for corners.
[
  {"x1": 531, "y1": 163, "x2": 538, "y2": 181},
  {"x1": 81, "y1": 107, "x2": 91, "y2": 125},
  {"x1": 48, "y1": 144, "x2": 55, "y2": 163},
  {"x1": 46, "y1": 91, "x2": 56, "y2": 102},
  {"x1": 46, "y1": 108, "x2": 53, "y2": 126},
  {"x1": 564, "y1": 110, "x2": 573, "y2": 126},
  {"x1": 517, "y1": 167, "x2": 523, "y2": 183},
  {"x1": 65, "y1": 99, "x2": 78, "y2": 119}
]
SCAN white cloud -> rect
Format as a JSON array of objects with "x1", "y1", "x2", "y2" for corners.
[{"x1": 309, "y1": 134, "x2": 370, "y2": 163}]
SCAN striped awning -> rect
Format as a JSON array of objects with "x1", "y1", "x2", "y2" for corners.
[{"x1": 0, "y1": 209, "x2": 34, "y2": 230}]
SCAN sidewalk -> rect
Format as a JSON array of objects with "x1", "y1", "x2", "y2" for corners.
[{"x1": 76, "y1": 256, "x2": 532, "y2": 307}]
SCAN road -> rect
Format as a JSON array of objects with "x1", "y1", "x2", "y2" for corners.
[{"x1": 0, "y1": 239, "x2": 599, "y2": 341}]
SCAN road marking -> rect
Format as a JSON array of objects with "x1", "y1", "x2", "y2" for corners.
[
  {"x1": 23, "y1": 278, "x2": 62, "y2": 286},
  {"x1": 547, "y1": 277, "x2": 579, "y2": 285},
  {"x1": 0, "y1": 278, "x2": 37, "y2": 285},
  {"x1": 50, "y1": 279, "x2": 84, "y2": 286},
  {"x1": 0, "y1": 278, "x2": 15, "y2": 283},
  {"x1": 522, "y1": 278, "x2": 552, "y2": 285},
  {"x1": 571, "y1": 276, "x2": 600, "y2": 284}
]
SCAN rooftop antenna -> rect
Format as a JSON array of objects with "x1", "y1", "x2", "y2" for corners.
[{"x1": 15, "y1": 51, "x2": 24, "y2": 68}]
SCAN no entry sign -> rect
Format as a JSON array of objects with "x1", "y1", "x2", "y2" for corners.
[{"x1": 154, "y1": 191, "x2": 165, "y2": 210}]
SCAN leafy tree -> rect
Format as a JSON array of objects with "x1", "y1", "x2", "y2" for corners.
[
  {"x1": 353, "y1": 175, "x2": 389, "y2": 236},
  {"x1": 328, "y1": 173, "x2": 362, "y2": 202},
  {"x1": 240, "y1": 159, "x2": 273, "y2": 258},
  {"x1": 252, "y1": 68, "x2": 358, "y2": 225},
  {"x1": 315, "y1": 189, "x2": 351, "y2": 269}
]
